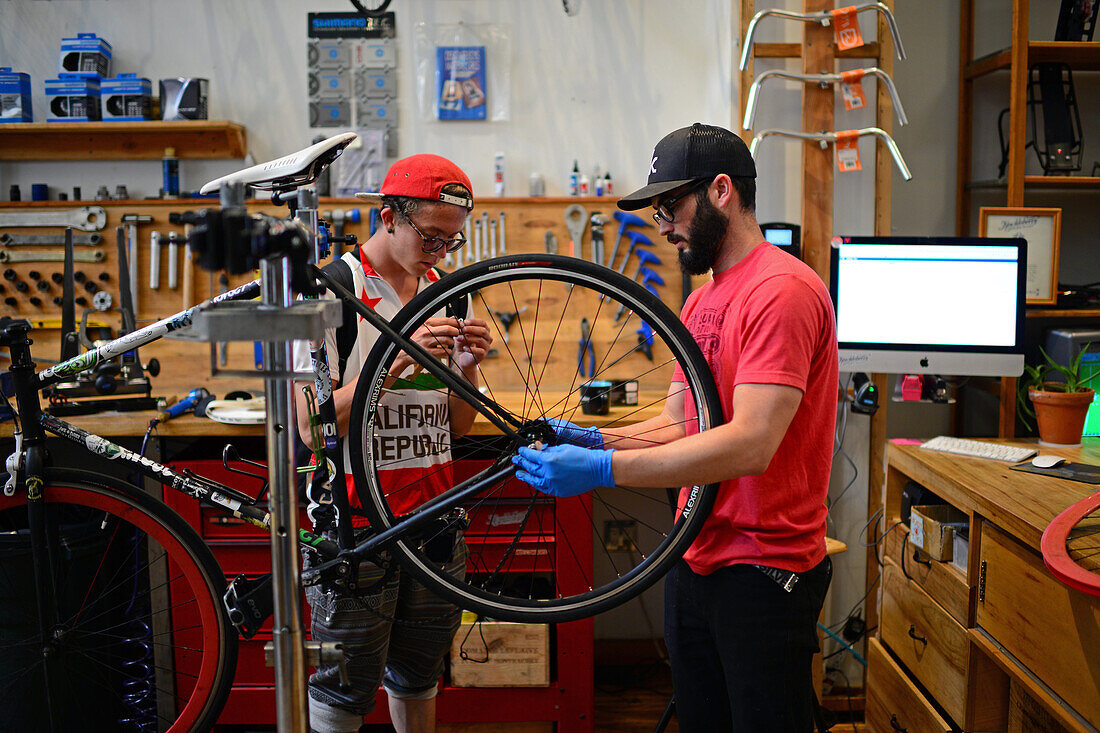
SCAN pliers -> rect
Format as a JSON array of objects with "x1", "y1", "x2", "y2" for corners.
[{"x1": 577, "y1": 318, "x2": 595, "y2": 377}]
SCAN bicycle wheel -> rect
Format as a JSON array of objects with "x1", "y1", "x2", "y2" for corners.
[
  {"x1": 1041, "y1": 488, "x2": 1100, "y2": 597},
  {"x1": 348, "y1": 253, "x2": 723, "y2": 622},
  {"x1": 0, "y1": 468, "x2": 237, "y2": 732}
]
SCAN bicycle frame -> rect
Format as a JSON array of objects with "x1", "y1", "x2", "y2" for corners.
[{"x1": 1, "y1": 211, "x2": 527, "y2": 630}]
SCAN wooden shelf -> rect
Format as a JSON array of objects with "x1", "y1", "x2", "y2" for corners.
[
  {"x1": 967, "y1": 176, "x2": 1100, "y2": 190},
  {"x1": 964, "y1": 41, "x2": 1100, "y2": 79},
  {"x1": 1025, "y1": 307, "x2": 1100, "y2": 319},
  {"x1": 0, "y1": 121, "x2": 247, "y2": 161}
]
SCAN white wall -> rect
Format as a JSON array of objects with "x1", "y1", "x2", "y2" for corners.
[{"x1": 1, "y1": 2, "x2": 974, "y2": 660}]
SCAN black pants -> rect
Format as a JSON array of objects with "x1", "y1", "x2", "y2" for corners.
[{"x1": 664, "y1": 556, "x2": 832, "y2": 733}]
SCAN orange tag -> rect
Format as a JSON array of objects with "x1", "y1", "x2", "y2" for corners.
[
  {"x1": 830, "y1": 7, "x2": 865, "y2": 51},
  {"x1": 839, "y1": 69, "x2": 867, "y2": 110},
  {"x1": 835, "y1": 130, "x2": 862, "y2": 172}
]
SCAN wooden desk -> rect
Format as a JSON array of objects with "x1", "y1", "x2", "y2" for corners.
[{"x1": 867, "y1": 439, "x2": 1100, "y2": 733}]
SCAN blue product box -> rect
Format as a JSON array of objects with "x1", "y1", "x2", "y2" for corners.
[
  {"x1": 101, "y1": 73, "x2": 152, "y2": 120},
  {"x1": 0, "y1": 67, "x2": 33, "y2": 122},
  {"x1": 45, "y1": 74, "x2": 101, "y2": 122},
  {"x1": 59, "y1": 33, "x2": 112, "y2": 78}
]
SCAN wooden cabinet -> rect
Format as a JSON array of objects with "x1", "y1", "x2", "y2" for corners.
[{"x1": 867, "y1": 440, "x2": 1100, "y2": 732}]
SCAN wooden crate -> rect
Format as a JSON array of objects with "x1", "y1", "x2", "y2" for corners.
[{"x1": 450, "y1": 621, "x2": 550, "y2": 688}]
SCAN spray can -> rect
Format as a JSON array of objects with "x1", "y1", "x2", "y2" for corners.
[
  {"x1": 603, "y1": 172, "x2": 613, "y2": 196},
  {"x1": 569, "y1": 160, "x2": 579, "y2": 196},
  {"x1": 493, "y1": 152, "x2": 505, "y2": 196},
  {"x1": 579, "y1": 173, "x2": 590, "y2": 196},
  {"x1": 162, "y1": 147, "x2": 180, "y2": 198}
]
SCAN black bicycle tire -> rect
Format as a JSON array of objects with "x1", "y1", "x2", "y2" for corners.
[
  {"x1": 347, "y1": 254, "x2": 723, "y2": 623},
  {"x1": 0, "y1": 468, "x2": 237, "y2": 732}
]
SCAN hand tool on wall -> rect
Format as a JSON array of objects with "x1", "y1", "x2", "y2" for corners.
[
  {"x1": 564, "y1": 204, "x2": 588, "y2": 259},
  {"x1": 742, "y1": 68, "x2": 908, "y2": 130},
  {"x1": 60, "y1": 228, "x2": 78, "y2": 362},
  {"x1": 489, "y1": 217, "x2": 497, "y2": 258},
  {"x1": 739, "y1": 2, "x2": 906, "y2": 71},
  {"x1": 635, "y1": 322, "x2": 654, "y2": 361},
  {"x1": 491, "y1": 307, "x2": 527, "y2": 344},
  {"x1": 749, "y1": 127, "x2": 913, "y2": 180},
  {"x1": 544, "y1": 231, "x2": 557, "y2": 254},
  {"x1": 615, "y1": 231, "x2": 654, "y2": 277},
  {"x1": 590, "y1": 213, "x2": 608, "y2": 267},
  {"x1": 0, "y1": 250, "x2": 104, "y2": 264},
  {"x1": 608, "y1": 211, "x2": 651, "y2": 272},
  {"x1": 167, "y1": 232, "x2": 179, "y2": 289},
  {"x1": 498, "y1": 212, "x2": 507, "y2": 254},
  {"x1": 616, "y1": 265, "x2": 665, "y2": 322},
  {"x1": 472, "y1": 217, "x2": 483, "y2": 262},
  {"x1": 218, "y1": 273, "x2": 229, "y2": 365},
  {"x1": 149, "y1": 231, "x2": 161, "y2": 290},
  {"x1": 480, "y1": 212, "x2": 490, "y2": 259},
  {"x1": 462, "y1": 216, "x2": 473, "y2": 265},
  {"x1": 0, "y1": 205, "x2": 107, "y2": 231},
  {"x1": 577, "y1": 317, "x2": 596, "y2": 377},
  {"x1": 0, "y1": 232, "x2": 102, "y2": 247},
  {"x1": 120, "y1": 213, "x2": 153, "y2": 315}
]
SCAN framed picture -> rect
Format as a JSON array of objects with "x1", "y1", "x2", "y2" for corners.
[{"x1": 980, "y1": 207, "x2": 1062, "y2": 305}]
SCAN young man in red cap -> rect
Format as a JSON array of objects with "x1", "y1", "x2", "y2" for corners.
[
  {"x1": 294, "y1": 153, "x2": 492, "y2": 733},
  {"x1": 514, "y1": 123, "x2": 838, "y2": 732}
]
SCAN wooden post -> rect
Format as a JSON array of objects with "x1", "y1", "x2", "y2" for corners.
[
  {"x1": 737, "y1": 0, "x2": 756, "y2": 142},
  {"x1": 800, "y1": 0, "x2": 835, "y2": 282}
]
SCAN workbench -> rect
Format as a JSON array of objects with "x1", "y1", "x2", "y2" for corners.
[{"x1": 867, "y1": 438, "x2": 1100, "y2": 732}]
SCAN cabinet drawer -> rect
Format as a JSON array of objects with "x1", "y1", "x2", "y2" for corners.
[
  {"x1": 865, "y1": 637, "x2": 952, "y2": 733},
  {"x1": 977, "y1": 522, "x2": 1100, "y2": 729},
  {"x1": 881, "y1": 557, "x2": 969, "y2": 726},
  {"x1": 885, "y1": 518, "x2": 971, "y2": 626}
]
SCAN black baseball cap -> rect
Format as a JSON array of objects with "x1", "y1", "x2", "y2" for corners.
[{"x1": 617, "y1": 123, "x2": 757, "y2": 211}]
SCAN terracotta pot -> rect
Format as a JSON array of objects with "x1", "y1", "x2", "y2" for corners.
[{"x1": 1028, "y1": 386, "x2": 1095, "y2": 447}]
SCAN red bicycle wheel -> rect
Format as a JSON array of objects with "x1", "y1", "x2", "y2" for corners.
[
  {"x1": 1041, "y1": 489, "x2": 1100, "y2": 597},
  {"x1": 0, "y1": 470, "x2": 237, "y2": 731}
]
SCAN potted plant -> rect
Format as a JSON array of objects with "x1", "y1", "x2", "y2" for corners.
[{"x1": 1017, "y1": 346, "x2": 1096, "y2": 447}]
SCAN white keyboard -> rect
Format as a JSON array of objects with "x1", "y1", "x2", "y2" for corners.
[{"x1": 920, "y1": 436, "x2": 1037, "y2": 463}]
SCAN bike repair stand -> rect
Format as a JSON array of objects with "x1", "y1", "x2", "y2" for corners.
[{"x1": 185, "y1": 182, "x2": 343, "y2": 731}]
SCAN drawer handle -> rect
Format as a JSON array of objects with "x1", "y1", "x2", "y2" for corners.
[
  {"x1": 912, "y1": 548, "x2": 931, "y2": 568},
  {"x1": 890, "y1": 713, "x2": 909, "y2": 732},
  {"x1": 907, "y1": 625, "x2": 927, "y2": 645}
]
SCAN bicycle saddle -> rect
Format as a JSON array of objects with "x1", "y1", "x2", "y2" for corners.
[{"x1": 199, "y1": 132, "x2": 358, "y2": 195}]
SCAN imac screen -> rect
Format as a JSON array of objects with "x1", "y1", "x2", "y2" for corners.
[{"x1": 830, "y1": 236, "x2": 1026, "y2": 377}]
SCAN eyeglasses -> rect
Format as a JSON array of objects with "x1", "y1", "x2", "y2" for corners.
[
  {"x1": 404, "y1": 215, "x2": 467, "y2": 254},
  {"x1": 652, "y1": 178, "x2": 710, "y2": 225}
]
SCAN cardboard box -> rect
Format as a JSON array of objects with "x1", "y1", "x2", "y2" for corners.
[
  {"x1": 160, "y1": 77, "x2": 208, "y2": 120},
  {"x1": 101, "y1": 73, "x2": 152, "y2": 120},
  {"x1": 59, "y1": 33, "x2": 112, "y2": 78},
  {"x1": 450, "y1": 621, "x2": 549, "y2": 687},
  {"x1": 908, "y1": 504, "x2": 967, "y2": 561},
  {"x1": 0, "y1": 67, "x2": 33, "y2": 122},
  {"x1": 45, "y1": 74, "x2": 101, "y2": 122}
]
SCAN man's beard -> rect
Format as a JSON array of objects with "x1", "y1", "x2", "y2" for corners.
[{"x1": 675, "y1": 195, "x2": 728, "y2": 275}]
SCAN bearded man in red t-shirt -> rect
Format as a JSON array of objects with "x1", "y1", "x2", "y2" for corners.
[{"x1": 515, "y1": 123, "x2": 839, "y2": 732}]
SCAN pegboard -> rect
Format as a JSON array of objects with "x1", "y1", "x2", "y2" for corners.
[{"x1": 0, "y1": 198, "x2": 700, "y2": 403}]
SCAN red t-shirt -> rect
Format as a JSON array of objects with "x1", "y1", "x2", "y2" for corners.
[{"x1": 672, "y1": 242, "x2": 838, "y2": 575}]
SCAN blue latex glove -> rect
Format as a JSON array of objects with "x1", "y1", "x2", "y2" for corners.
[
  {"x1": 544, "y1": 417, "x2": 603, "y2": 449},
  {"x1": 512, "y1": 444, "x2": 615, "y2": 497}
]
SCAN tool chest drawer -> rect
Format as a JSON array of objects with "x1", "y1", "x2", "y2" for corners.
[
  {"x1": 881, "y1": 557, "x2": 969, "y2": 727},
  {"x1": 885, "y1": 518, "x2": 970, "y2": 626},
  {"x1": 865, "y1": 637, "x2": 953, "y2": 733}
]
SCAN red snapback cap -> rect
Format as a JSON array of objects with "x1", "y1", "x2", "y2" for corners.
[{"x1": 356, "y1": 154, "x2": 474, "y2": 209}]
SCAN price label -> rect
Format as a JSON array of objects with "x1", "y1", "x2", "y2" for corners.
[
  {"x1": 836, "y1": 131, "x2": 862, "y2": 172},
  {"x1": 839, "y1": 69, "x2": 867, "y2": 111},
  {"x1": 830, "y1": 7, "x2": 865, "y2": 51},
  {"x1": 910, "y1": 512, "x2": 925, "y2": 549}
]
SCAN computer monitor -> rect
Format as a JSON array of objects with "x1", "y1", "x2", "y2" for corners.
[{"x1": 830, "y1": 236, "x2": 1027, "y2": 377}]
